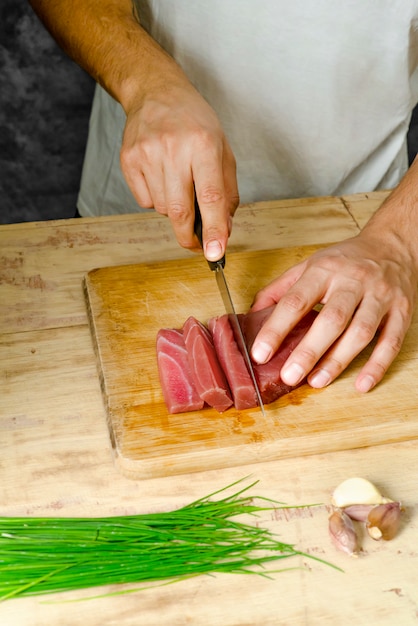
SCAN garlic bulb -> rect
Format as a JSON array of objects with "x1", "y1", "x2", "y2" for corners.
[{"x1": 329, "y1": 477, "x2": 402, "y2": 555}]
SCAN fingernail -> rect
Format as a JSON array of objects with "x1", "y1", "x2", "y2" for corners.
[
  {"x1": 309, "y1": 368, "x2": 332, "y2": 388},
  {"x1": 251, "y1": 341, "x2": 273, "y2": 364},
  {"x1": 356, "y1": 374, "x2": 375, "y2": 393},
  {"x1": 205, "y1": 240, "x2": 223, "y2": 261},
  {"x1": 281, "y1": 362, "x2": 305, "y2": 386}
]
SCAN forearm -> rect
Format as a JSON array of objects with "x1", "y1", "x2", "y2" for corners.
[
  {"x1": 361, "y1": 155, "x2": 418, "y2": 270},
  {"x1": 28, "y1": 0, "x2": 192, "y2": 113}
]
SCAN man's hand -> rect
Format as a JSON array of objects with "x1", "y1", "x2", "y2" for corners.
[
  {"x1": 250, "y1": 231, "x2": 418, "y2": 392},
  {"x1": 120, "y1": 84, "x2": 239, "y2": 262},
  {"x1": 28, "y1": 0, "x2": 238, "y2": 261}
]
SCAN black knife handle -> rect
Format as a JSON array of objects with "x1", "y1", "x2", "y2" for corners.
[{"x1": 193, "y1": 196, "x2": 225, "y2": 271}]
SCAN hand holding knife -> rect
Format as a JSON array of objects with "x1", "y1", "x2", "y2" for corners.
[{"x1": 194, "y1": 198, "x2": 265, "y2": 414}]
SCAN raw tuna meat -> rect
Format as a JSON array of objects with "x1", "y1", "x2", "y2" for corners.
[
  {"x1": 157, "y1": 306, "x2": 317, "y2": 414},
  {"x1": 156, "y1": 328, "x2": 204, "y2": 414},
  {"x1": 183, "y1": 316, "x2": 233, "y2": 412},
  {"x1": 239, "y1": 307, "x2": 319, "y2": 404},
  {"x1": 208, "y1": 315, "x2": 258, "y2": 410}
]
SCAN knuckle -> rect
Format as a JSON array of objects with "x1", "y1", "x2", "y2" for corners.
[
  {"x1": 397, "y1": 293, "x2": 415, "y2": 322},
  {"x1": 324, "y1": 356, "x2": 345, "y2": 376},
  {"x1": 368, "y1": 360, "x2": 388, "y2": 380},
  {"x1": 280, "y1": 291, "x2": 307, "y2": 314},
  {"x1": 374, "y1": 280, "x2": 393, "y2": 302},
  {"x1": 194, "y1": 127, "x2": 220, "y2": 151},
  {"x1": 121, "y1": 138, "x2": 142, "y2": 162},
  {"x1": 199, "y1": 186, "x2": 224, "y2": 206},
  {"x1": 383, "y1": 334, "x2": 403, "y2": 357},
  {"x1": 167, "y1": 201, "x2": 189, "y2": 223},
  {"x1": 262, "y1": 326, "x2": 284, "y2": 346},
  {"x1": 366, "y1": 335, "x2": 404, "y2": 382},
  {"x1": 119, "y1": 144, "x2": 134, "y2": 171},
  {"x1": 320, "y1": 305, "x2": 349, "y2": 331},
  {"x1": 122, "y1": 137, "x2": 156, "y2": 167},
  {"x1": 348, "y1": 263, "x2": 370, "y2": 283},
  {"x1": 352, "y1": 319, "x2": 377, "y2": 345},
  {"x1": 293, "y1": 346, "x2": 319, "y2": 366},
  {"x1": 139, "y1": 197, "x2": 154, "y2": 209},
  {"x1": 177, "y1": 237, "x2": 195, "y2": 251},
  {"x1": 229, "y1": 197, "x2": 240, "y2": 214},
  {"x1": 153, "y1": 201, "x2": 167, "y2": 214}
]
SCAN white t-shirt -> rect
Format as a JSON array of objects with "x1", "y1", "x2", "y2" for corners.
[{"x1": 77, "y1": 0, "x2": 418, "y2": 216}]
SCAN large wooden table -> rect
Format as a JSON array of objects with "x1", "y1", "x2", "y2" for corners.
[{"x1": 1, "y1": 191, "x2": 417, "y2": 625}]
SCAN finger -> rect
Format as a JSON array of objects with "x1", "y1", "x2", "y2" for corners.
[
  {"x1": 162, "y1": 137, "x2": 238, "y2": 253},
  {"x1": 138, "y1": 148, "x2": 197, "y2": 249},
  {"x1": 123, "y1": 165, "x2": 155, "y2": 210},
  {"x1": 279, "y1": 288, "x2": 362, "y2": 386},
  {"x1": 130, "y1": 158, "x2": 200, "y2": 251},
  {"x1": 251, "y1": 267, "x2": 329, "y2": 364},
  {"x1": 163, "y1": 173, "x2": 197, "y2": 250},
  {"x1": 250, "y1": 262, "x2": 307, "y2": 312},
  {"x1": 354, "y1": 308, "x2": 409, "y2": 392},
  {"x1": 120, "y1": 129, "x2": 157, "y2": 209},
  {"x1": 308, "y1": 292, "x2": 411, "y2": 391},
  {"x1": 306, "y1": 295, "x2": 384, "y2": 388},
  {"x1": 222, "y1": 141, "x2": 240, "y2": 220},
  {"x1": 142, "y1": 164, "x2": 169, "y2": 216},
  {"x1": 193, "y1": 140, "x2": 236, "y2": 262}
]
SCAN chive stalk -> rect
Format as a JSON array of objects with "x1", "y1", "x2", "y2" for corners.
[{"x1": 0, "y1": 480, "x2": 336, "y2": 601}]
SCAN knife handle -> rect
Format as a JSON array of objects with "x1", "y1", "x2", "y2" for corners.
[{"x1": 193, "y1": 196, "x2": 226, "y2": 271}]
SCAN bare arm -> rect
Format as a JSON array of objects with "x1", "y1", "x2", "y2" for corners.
[
  {"x1": 29, "y1": 1, "x2": 171, "y2": 112},
  {"x1": 29, "y1": 0, "x2": 238, "y2": 260},
  {"x1": 251, "y1": 156, "x2": 418, "y2": 392}
]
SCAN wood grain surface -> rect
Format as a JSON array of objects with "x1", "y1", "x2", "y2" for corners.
[
  {"x1": 3, "y1": 193, "x2": 418, "y2": 625},
  {"x1": 84, "y1": 244, "x2": 418, "y2": 479}
]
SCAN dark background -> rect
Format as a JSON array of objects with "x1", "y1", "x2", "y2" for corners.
[
  {"x1": 2, "y1": 2, "x2": 418, "y2": 225},
  {"x1": 1, "y1": 2, "x2": 95, "y2": 224}
]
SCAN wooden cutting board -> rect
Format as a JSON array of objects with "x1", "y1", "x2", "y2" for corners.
[{"x1": 84, "y1": 245, "x2": 418, "y2": 479}]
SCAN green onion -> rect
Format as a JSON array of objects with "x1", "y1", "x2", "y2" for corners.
[{"x1": 0, "y1": 479, "x2": 337, "y2": 602}]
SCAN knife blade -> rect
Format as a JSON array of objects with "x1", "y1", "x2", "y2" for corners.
[{"x1": 193, "y1": 198, "x2": 265, "y2": 414}]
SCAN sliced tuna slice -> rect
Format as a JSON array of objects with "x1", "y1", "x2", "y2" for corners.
[
  {"x1": 208, "y1": 314, "x2": 258, "y2": 410},
  {"x1": 156, "y1": 328, "x2": 204, "y2": 414},
  {"x1": 239, "y1": 307, "x2": 319, "y2": 404},
  {"x1": 183, "y1": 316, "x2": 233, "y2": 412}
]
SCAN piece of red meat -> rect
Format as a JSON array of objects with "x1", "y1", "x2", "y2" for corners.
[
  {"x1": 183, "y1": 316, "x2": 233, "y2": 412},
  {"x1": 156, "y1": 328, "x2": 204, "y2": 414},
  {"x1": 239, "y1": 307, "x2": 319, "y2": 404},
  {"x1": 208, "y1": 315, "x2": 258, "y2": 410},
  {"x1": 157, "y1": 306, "x2": 317, "y2": 414}
]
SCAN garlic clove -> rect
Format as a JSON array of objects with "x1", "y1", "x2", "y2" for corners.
[
  {"x1": 366, "y1": 502, "x2": 402, "y2": 541},
  {"x1": 331, "y1": 477, "x2": 385, "y2": 508},
  {"x1": 329, "y1": 510, "x2": 360, "y2": 556},
  {"x1": 343, "y1": 503, "x2": 374, "y2": 522}
]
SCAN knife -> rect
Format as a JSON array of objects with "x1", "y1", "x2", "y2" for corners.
[{"x1": 193, "y1": 197, "x2": 265, "y2": 414}]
